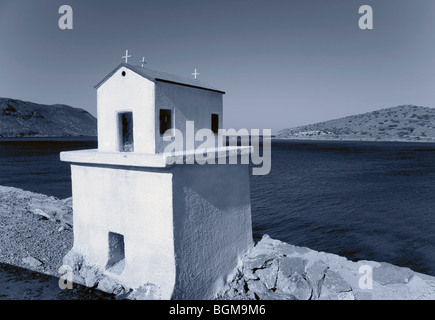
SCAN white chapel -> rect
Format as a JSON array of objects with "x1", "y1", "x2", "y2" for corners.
[{"x1": 60, "y1": 60, "x2": 253, "y2": 299}]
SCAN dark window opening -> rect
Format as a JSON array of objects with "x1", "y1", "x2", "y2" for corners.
[
  {"x1": 106, "y1": 232, "x2": 125, "y2": 272},
  {"x1": 122, "y1": 71, "x2": 126, "y2": 77},
  {"x1": 160, "y1": 109, "x2": 172, "y2": 135},
  {"x1": 211, "y1": 114, "x2": 219, "y2": 134},
  {"x1": 118, "y1": 112, "x2": 134, "y2": 152}
]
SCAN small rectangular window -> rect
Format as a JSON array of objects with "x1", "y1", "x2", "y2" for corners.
[
  {"x1": 118, "y1": 112, "x2": 134, "y2": 152},
  {"x1": 107, "y1": 232, "x2": 125, "y2": 271},
  {"x1": 160, "y1": 109, "x2": 172, "y2": 135},
  {"x1": 211, "y1": 114, "x2": 219, "y2": 134}
]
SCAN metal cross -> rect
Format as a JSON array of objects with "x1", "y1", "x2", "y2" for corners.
[
  {"x1": 122, "y1": 50, "x2": 131, "y2": 63},
  {"x1": 192, "y1": 68, "x2": 200, "y2": 79},
  {"x1": 139, "y1": 57, "x2": 147, "y2": 67}
]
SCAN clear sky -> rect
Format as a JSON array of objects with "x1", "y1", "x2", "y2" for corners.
[{"x1": 1, "y1": 0, "x2": 435, "y2": 132}]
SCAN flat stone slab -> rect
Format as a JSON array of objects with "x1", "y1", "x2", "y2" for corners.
[
  {"x1": 278, "y1": 256, "x2": 307, "y2": 277},
  {"x1": 373, "y1": 262, "x2": 415, "y2": 285}
]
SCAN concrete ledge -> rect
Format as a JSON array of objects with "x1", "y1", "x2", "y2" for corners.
[
  {"x1": 60, "y1": 149, "x2": 167, "y2": 168},
  {"x1": 60, "y1": 146, "x2": 252, "y2": 168}
]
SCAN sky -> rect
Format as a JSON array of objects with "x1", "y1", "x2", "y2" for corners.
[{"x1": 1, "y1": 0, "x2": 435, "y2": 132}]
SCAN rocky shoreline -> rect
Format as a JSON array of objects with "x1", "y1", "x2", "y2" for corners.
[
  {"x1": 0, "y1": 185, "x2": 434, "y2": 300},
  {"x1": 218, "y1": 235, "x2": 435, "y2": 300}
]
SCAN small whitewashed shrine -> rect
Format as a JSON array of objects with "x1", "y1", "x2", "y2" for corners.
[{"x1": 60, "y1": 62, "x2": 253, "y2": 299}]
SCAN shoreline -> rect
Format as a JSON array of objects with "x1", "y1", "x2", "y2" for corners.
[
  {"x1": 273, "y1": 136, "x2": 435, "y2": 144},
  {"x1": 2, "y1": 135, "x2": 435, "y2": 145},
  {"x1": 0, "y1": 185, "x2": 434, "y2": 300},
  {"x1": 0, "y1": 136, "x2": 97, "y2": 142}
]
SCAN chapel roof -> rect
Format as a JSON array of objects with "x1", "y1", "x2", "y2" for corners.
[{"x1": 94, "y1": 63, "x2": 225, "y2": 94}]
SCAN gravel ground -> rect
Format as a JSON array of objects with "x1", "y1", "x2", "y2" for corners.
[
  {"x1": 0, "y1": 185, "x2": 73, "y2": 276},
  {"x1": 0, "y1": 185, "x2": 114, "y2": 299}
]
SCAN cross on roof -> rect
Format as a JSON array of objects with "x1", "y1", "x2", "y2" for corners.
[
  {"x1": 139, "y1": 57, "x2": 147, "y2": 67},
  {"x1": 122, "y1": 50, "x2": 131, "y2": 63},
  {"x1": 192, "y1": 68, "x2": 200, "y2": 79}
]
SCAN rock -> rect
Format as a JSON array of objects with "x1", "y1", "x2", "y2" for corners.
[
  {"x1": 278, "y1": 256, "x2": 307, "y2": 277},
  {"x1": 323, "y1": 270, "x2": 352, "y2": 292},
  {"x1": 337, "y1": 291, "x2": 355, "y2": 300},
  {"x1": 255, "y1": 259, "x2": 279, "y2": 289},
  {"x1": 306, "y1": 261, "x2": 328, "y2": 299},
  {"x1": 246, "y1": 279, "x2": 268, "y2": 299},
  {"x1": 32, "y1": 208, "x2": 50, "y2": 220},
  {"x1": 81, "y1": 265, "x2": 101, "y2": 288},
  {"x1": 406, "y1": 275, "x2": 435, "y2": 299},
  {"x1": 221, "y1": 291, "x2": 252, "y2": 300},
  {"x1": 319, "y1": 270, "x2": 353, "y2": 300},
  {"x1": 72, "y1": 274, "x2": 85, "y2": 287},
  {"x1": 244, "y1": 288, "x2": 257, "y2": 300},
  {"x1": 353, "y1": 291, "x2": 373, "y2": 300},
  {"x1": 233, "y1": 278, "x2": 252, "y2": 299},
  {"x1": 62, "y1": 250, "x2": 83, "y2": 272},
  {"x1": 243, "y1": 253, "x2": 278, "y2": 283},
  {"x1": 62, "y1": 197, "x2": 73, "y2": 206},
  {"x1": 127, "y1": 283, "x2": 161, "y2": 300},
  {"x1": 275, "y1": 242, "x2": 311, "y2": 256},
  {"x1": 373, "y1": 262, "x2": 415, "y2": 285},
  {"x1": 227, "y1": 276, "x2": 244, "y2": 291},
  {"x1": 97, "y1": 276, "x2": 124, "y2": 295},
  {"x1": 255, "y1": 235, "x2": 310, "y2": 255},
  {"x1": 244, "y1": 268, "x2": 259, "y2": 281},
  {"x1": 258, "y1": 291, "x2": 297, "y2": 300},
  {"x1": 61, "y1": 215, "x2": 73, "y2": 228},
  {"x1": 243, "y1": 254, "x2": 276, "y2": 271},
  {"x1": 277, "y1": 273, "x2": 312, "y2": 300},
  {"x1": 22, "y1": 256, "x2": 43, "y2": 268}
]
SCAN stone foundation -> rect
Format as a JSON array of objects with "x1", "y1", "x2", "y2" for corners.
[{"x1": 62, "y1": 249, "x2": 162, "y2": 300}]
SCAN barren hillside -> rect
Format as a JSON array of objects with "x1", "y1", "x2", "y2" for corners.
[{"x1": 278, "y1": 105, "x2": 435, "y2": 142}]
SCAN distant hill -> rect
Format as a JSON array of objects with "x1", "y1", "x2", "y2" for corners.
[
  {"x1": 0, "y1": 97, "x2": 97, "y2": 138},
  {"x1": 277, "y1": 105, "x2": 435, "y2": 142}
]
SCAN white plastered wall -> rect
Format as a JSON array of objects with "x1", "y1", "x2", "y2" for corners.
[
  {"x1": 97, "y1": 66, "x2": 156, "y2": 154},
  {"x1": 155, "y1": 82, "x2": 223, "y2": 154},
  {"x1": 171, "y1": 163, "x2": 253, "y2": 299},
  {"x1": 70, "y1": 164, "x2": 176, "y2": 298}
]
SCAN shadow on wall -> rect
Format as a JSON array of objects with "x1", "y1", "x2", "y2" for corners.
[{"x1": 170, "y1": 163, "x2": 253, "y2": 299}]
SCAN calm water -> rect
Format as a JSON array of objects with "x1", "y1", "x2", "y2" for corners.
[
  {"x1": 0, "y1": 137, "x2": 97, "y2": 199},
  {"x1": 0, "y1": 138, "x2": 434, "y2": 283},
  {"x1": 251, "y1": 140, "x2": 435, "y2": 277}
]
